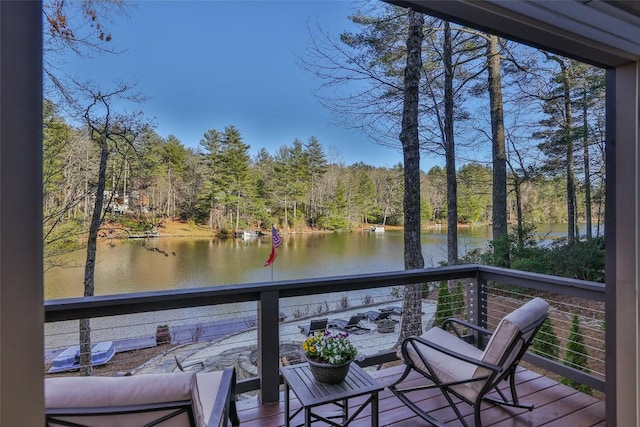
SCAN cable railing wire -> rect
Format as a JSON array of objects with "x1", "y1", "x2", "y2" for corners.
[{"x1": 44, "y1": 265, "x2": 606, "y2": 395}]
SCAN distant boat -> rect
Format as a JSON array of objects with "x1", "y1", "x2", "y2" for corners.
[
  {"x1": 234, "y1": 230, "x2": 259, "y2": 239},
  {"x1": 48, "y1": 341, "x2": 116, "y2": 373},
  {"x1": 371, "y1": 226, "x2": 385, "y2": 233},
  {"x1": 127, "y1": 230, "x2": 159, "y2": 239}
]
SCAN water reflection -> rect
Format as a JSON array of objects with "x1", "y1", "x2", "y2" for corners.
[{"x1": 44, "y1": 224, "x2": 581, "y2": 300}]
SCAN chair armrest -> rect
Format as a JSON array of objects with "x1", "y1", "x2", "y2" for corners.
[
  {"x1": 402, "y1": 335, "x2": 502, "y2": 373},
  {"x1": 442, "y1": 318, "x2": 494, "y2": 339},
  {"x1": 201, "y1": 367, "x2": 239, "y2": 427}
]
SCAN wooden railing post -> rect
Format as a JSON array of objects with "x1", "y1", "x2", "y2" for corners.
[
  {"x1": 469, "y1": 272, "x2": 488, "y2": 347},
  {"x1": 257, "y1": 290, "x2": 280, "y2": 403}
]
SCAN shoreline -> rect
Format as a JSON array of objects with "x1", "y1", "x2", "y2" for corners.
[{"x1": 98, "y1": 219, "x2": 502, "y2": 243}]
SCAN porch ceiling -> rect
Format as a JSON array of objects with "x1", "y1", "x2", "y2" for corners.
[{"x1": 386, "y1": 0, "x2": 640, "y2": 67}]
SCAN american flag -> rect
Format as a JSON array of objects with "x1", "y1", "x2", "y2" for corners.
[
  {"x1": 271, "y1": 226, "x2": 282, "y2": 248},
  {"x1": 264, "y1": 226, "x2": 281, "y2": 267}
]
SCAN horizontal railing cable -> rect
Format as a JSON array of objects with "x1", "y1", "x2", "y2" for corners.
[{"x1": 44, "y1": 264, "x2": 605, "y2": 397}]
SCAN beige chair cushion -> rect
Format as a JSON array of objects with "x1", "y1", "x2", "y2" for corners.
[
  {"x1": 403, "y1": 326, "x2": 484, "y2": 401},
  {"x1": 472, "y1": 297, "x2": 549, "y2": 389},
  {"x1": 195, "y1": 370, "x2": 224, "y2": 426},
  {"x1": 46, "y1": 372, "x2": 207, "y2": 427},
  {"x1": 480, "y1": 297, "x2": 549, "y2": 368},
  {"x1": 403, "y1": 297, "x2": 548, "y2": 401}
]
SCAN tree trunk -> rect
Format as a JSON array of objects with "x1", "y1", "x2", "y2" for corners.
[
  {"x1": 487, "y1": 35, "x2": 508, "y2": 249},
  {"x1": 80, "y1": 136, "x2": 109, "y2": 376},
  {"x1": 235, "y1": 198, "x2": 240, "y2": 231},
  {"x1": 284, "y1": 195, "x2": 288, "y2": 230},
  {"x1": 444, "y1": 21, "x2": 458, "y2": 266},
  {"x1": 561, "y1": 65, "x2": 578, "y2": 244},
  {"x1": 84, "y1": 140, "x2": 90, "y2": 225},
  {"x1": 209, "y1": 198, "x2": 215, "y2": 229},
  {"x1": 166, "y1": 168, "x2": 172, "y2": 218},
  {"x1": 596, "y1": 162, "x2": 605, "y2": 237},
  {"x1": 513, "y1": 177, "x2": 524, "y2": 250},
  {"x1": 398, "y1": 9, "x2": 425, "y2": 345},
  {"x1": 582, "y1": 89, "x2": 592, "y2": 239}
]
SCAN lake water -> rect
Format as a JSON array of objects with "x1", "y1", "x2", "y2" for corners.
[
  {"x1": 44, "y1": 224, "x2": 578, "y2": 300},
  {"x1": 44, "y1": 223, "x2": 588, "y2": 352}
]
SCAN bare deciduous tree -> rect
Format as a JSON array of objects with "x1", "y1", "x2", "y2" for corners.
[{"x1": 74, "y1": 81, "x2": 147, "y2": 375}]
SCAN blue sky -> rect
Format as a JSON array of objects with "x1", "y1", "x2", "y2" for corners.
[{"x1": 60, "y1": 1, "x2": 407, "y2": 168}]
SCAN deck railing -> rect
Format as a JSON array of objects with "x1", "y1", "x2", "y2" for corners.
[{"x1": 44, "y1": 264, "x2": 605, "y2": 403}]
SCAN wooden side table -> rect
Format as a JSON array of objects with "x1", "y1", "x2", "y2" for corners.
[{"x1": 280, "y1": 362, "x2": 383, "y2": 427}]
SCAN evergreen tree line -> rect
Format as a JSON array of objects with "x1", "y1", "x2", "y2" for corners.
[{"x1": 43, "y1": 105, "x2": 602, "y2": 250}]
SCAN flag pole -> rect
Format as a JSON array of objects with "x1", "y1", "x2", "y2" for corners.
[
  {"x1": 264, "y1": 225, "x2": 281, "y2": 281},
  {"x1": 270, "y1": 227, "x2": 275, "y2": 281}
]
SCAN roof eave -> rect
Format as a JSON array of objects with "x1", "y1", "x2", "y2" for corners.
[{"x1": 386, "y1": 0, "x2": 640, "y2": 68}]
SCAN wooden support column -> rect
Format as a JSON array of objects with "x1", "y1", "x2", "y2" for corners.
[
  {"x1": 0, "y1": 1, "x2": 44, "y2": 425},
  {"x1": 607, "y1": 63, "x2": 640, "y2": 427}
]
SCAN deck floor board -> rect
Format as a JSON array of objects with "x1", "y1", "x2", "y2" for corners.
[{"x1": 235, "y1": 366, "x2": 605, "y2": 426}]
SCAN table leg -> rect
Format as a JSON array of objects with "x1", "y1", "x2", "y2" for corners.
[
  {"x1": 284, "y1": 382, "x2": 290, "y2": 427},
  {"x1": 305, "y1": 407, "x2": 311, "y2": 427},
  {"x1": 343, "y1": 398, "x2": 348, "y2": 425},
  {"x1": 371, "y1": 391, "x2": 379, "y2": 427}
]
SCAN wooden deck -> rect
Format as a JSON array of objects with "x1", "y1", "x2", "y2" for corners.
[{"x1": 235, "y1": 365, "x2": 605, "y2": 427}]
